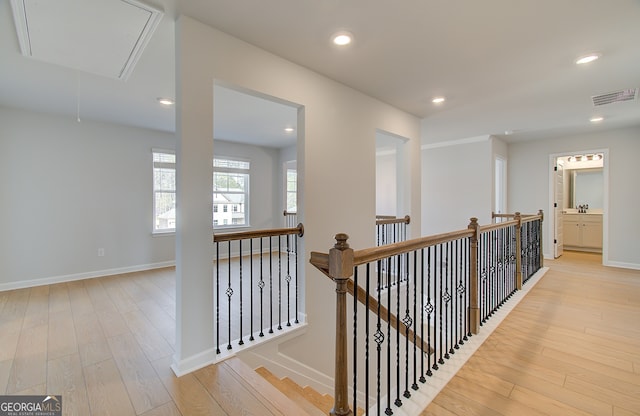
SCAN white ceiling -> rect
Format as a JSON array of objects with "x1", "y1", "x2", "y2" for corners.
[{"x1": 1, "y1": 0, "x2": 639, "y2": 148}]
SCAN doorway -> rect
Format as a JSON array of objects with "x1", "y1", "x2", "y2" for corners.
[{"x1": 550, "y1": 150, "x2": 608, "y2": 263}]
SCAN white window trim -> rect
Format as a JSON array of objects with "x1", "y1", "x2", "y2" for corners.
[
  {"x1": 152, "y1": 148, "x2": 176, "y2": 235},
  {"x1": 214, "y1": 156, "x2": 251, "y2": 230}
]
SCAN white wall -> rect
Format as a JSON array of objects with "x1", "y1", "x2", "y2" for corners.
[
  {"x1": 508, "y1": 125, "x2": 640, "y2": 268},
  {"x1": 173, "y1": 15, "x2": 421, "y2": 376},
  {"x1": 421, "y1": 135, "x2": 493, "y2": 235},
  {"x1": 0, "y1": 106, "x2": 176, "y2": 289},
  {"x1": 376, "y1": 151, "x2": 397, "y2": 216}
]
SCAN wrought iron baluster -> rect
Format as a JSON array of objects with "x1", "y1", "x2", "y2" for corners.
[
  {"x1": 227, "y1": 240, "x2": 232, "y2": 350},
  {"x1": 249, "y1": 239, "x2": 255, "y2": 341},
  {"x1": 259, "y1": 238, "x2": 265, "y2": 337},
  {"x1": 353, "y1": 266, "x2": 359, "y2": 416},
  {"x1": 269, "y1": 236, "x2": 274, "y2": 334},
  {"x1": 278, "y1": 235, "x2": 282, "y2": 331},
  {"x1": 239, "y1": 239, "x2": 244, "y2": 346},
  {"x1": 215, "y1": 242, "x2": 221, "y2": 354}
]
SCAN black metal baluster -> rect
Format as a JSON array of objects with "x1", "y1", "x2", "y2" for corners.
[
  {"x1": 269, "y1": 236, "x2": 274, "y2": 334},
  {"x1": 427, "y1": 246, "x2": 435, "y2": 373},
  {"x1": 395, "y1": 254, "x2": 402, "y2": 407},
  {"x1": 278, "y1": 236, "x2": 282, "y2": 331},
  {"x1": 215, "y1": 242, "x2": 221, "y2": 354},
  {"x1": 227, "y1": 240, "x2": 232, "y2": 350},
  {"x1": 386, "y1": 257, "x2": 393, "y2": 415},
  {"x1": 438, "y1": 244, "x2": 445, "y2": 365},
  {"x1": 375, "y1": 259, "x2": 383, "y2": 416},
  {"x1": 412, "y1": 250, "x2": 419, "y2": 391},
  {"x1": 365, "y1": 264, "x2": 371, "y2": 414},
  {"x1": 250, "y1": 239, "x2": 255, "y2": 341},
  {"x1": 353, "y1": 266, "x2": 359, "y2": 416},
  {"x1": 259, "y1": 238, "x2": 265, "y2": 337},
  {"x1": 286, "y1": 233, "x2": 292, "y2": 327},
  {"x1": 419, "y1": 248, "x2": 427, "y2": 383},
  {"x1": 465, "y1": 237, "x2": 470, "y2": 340},
  {"x1": 239, "y1": 239, "x2": 244, "y2": 346},
  {"x1": 448, "y1": 241, "x2": 454, "y2": 356},
  {"x1": 294, "y1": 234, "x2": 299, "y2": 324}
]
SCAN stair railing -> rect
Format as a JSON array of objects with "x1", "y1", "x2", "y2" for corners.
[
  {"x1": 311, "y1": 212, "x2": 543, "y2": 416},
  {"x1": 214, "y1": 223, "x2": 304, "y2": 356}
]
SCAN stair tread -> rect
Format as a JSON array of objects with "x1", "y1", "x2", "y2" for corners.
[{"x1": 222, "y1": 358, "x2": 314, "y2": 416}]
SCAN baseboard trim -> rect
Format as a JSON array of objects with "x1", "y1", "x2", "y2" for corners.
[
  {"x1": 171, "y1": 348, "x2": 219, "y2": 377},
  {"x1": 0, "y1": 261, "x2": 176, "y2": 292},
  {"x1": 604, "y1": 260, "x2": 640, "y2": 270}
]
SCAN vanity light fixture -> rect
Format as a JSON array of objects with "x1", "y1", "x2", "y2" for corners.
[
  {"x1": 332, "y1": 31, "x2": 353, "y2": 46},
  {"x1": 157, "y1": 97, "x2": 174, "y2": 106},
  {"x1": 576, "y1": 53, "x2": 600, "y2": 65}
]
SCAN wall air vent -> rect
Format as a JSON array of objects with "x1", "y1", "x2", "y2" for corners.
[
  {"x1": 10, "y1": 0, "x2": 163, "y2": 81},
  {"x1": 591, "y1": 88, "x2": 638, "y2": 106}
]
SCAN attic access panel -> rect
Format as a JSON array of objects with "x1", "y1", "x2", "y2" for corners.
[{"x1": 10, "y1": 0, "x2": 163, "y2": 81}]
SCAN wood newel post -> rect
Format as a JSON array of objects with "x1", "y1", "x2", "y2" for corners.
[
  {"x1": 515, "y1": 212, "x2": 523, "y2": 290},
  {"x1": 538, "y1": 209, "x2": 544, "y2": 268},
  {"x1": 329, "y1": 233, "x2": 354, "y2": 416},
  {"x1": 467, "y1": 218, "x2": 480, "y2": 335}
]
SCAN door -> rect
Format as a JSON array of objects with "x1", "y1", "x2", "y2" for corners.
[{"x1": 554, "y1": 161, "x2": 564, "y2": 258}]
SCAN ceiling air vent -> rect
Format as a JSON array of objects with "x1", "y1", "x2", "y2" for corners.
[{"x1": 591, "y1": 88, "x2": 638, "y2": 106}]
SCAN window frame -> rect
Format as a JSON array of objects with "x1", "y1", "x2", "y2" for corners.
[
  {"x1": 213, "y1": 156, "x2": 251, "y2": 230},
  {"x1": 152, "y1": 149, "x2": 176, "y2": 234}
]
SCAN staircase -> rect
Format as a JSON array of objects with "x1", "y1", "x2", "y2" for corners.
[{"x1": 256, "y1": 366, "x2": 365, "y2": 416}]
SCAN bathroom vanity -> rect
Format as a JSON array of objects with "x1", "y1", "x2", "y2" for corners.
[{"x1": 562, "y1": 212, "x2": 603, "y2": 252}]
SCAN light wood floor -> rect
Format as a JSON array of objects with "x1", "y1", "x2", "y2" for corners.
[
  {"x1": 0, "y1": 266, "x2": 308, "y2": 415},
  {"x1": 421, "y1": 251, "x2": 640, "y2": 416},
  {"x1": 1, "y1": 251, "x2": 639, "y2": 415}
]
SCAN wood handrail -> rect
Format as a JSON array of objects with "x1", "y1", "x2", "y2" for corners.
[
  {"x1": 214, "y1": 223, "x2": 304, "y2": 243},
  {"x1": 353, "y1": 228, "x2": 473, "y2": 266},
  {"x1": 375, "y1": 214, "x2": 410, "y2": 226}
]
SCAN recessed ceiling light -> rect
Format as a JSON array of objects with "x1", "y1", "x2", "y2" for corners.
[
  {"x1": 432, "y1": 97, "x2": 445, "y2": 104},
  {"x1": 576, "y1": 53, "x2": 600, "y2": 65},
  {"x1": 332, "y1": 31, "x2": 353, "y2": 46},
  {"x1": 284, "y1": 127, "x2": 295, "y2": 133},
  {"x1": 590, "y1": 116, "x2": 604, "y2": 123},
  {"x1": 157, "y1": 97, "x2": 174, "y2": 106}
]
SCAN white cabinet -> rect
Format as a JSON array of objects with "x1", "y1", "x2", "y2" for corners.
[{"x1": 562, "y1": 213, "x2": 602, "y2": 252}]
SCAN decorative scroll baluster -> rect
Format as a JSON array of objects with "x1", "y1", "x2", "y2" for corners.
[{"x1": 227, "y1": 240, "x2": 233, "y2": 350}]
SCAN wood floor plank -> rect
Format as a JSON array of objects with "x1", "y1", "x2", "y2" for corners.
[
  {"x1": 84, "y1": 358, "x2": 136, "y2": 416},
  {"x1": 107, "y1": 333, "x2": 171, "y2": 414},
  {"x1": 121, "y1": 309, "x2": 174, "y2": 362},
  {"x1": 47, "y1": 353, "x2": 91, "y2": 416},
  {"x1": 22, "y1": 285, "x2": 50, "y2": 329},
  {"x1": 48, "y1": 309, "x2": 78, "y2": 360},
  {"x1": 195, "y1": 363, "x2": 281, "y2": 416},
  {"x1": 6, "y1": 323, "x2": 48, "y2": 393},
  {"x1": 0, "y1": 359, "x2": 12, "y2": 393},
  {"x1": 72, "y1": 312, "x2": 112, "y2": 367},
  {"x1": 151, "y1": 356, "x2": 228, "y2": 416},
  {"x1": 140, "y1": 402, "x2": 183, "y2": 416}
]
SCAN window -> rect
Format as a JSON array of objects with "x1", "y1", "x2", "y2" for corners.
[
  {"x1": 214, "y1": 157, "x2": 250, "y2": 228},
  {"x1": 153, "y1": 150, "x2": 176, "y2": 233},
  {"x1": 286, "y1": 168, "x2": 297, "y2": 212}
]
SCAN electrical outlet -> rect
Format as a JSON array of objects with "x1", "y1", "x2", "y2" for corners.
[{"x1": 98, "y1": 248, "x2": 105, "y2": 257}]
